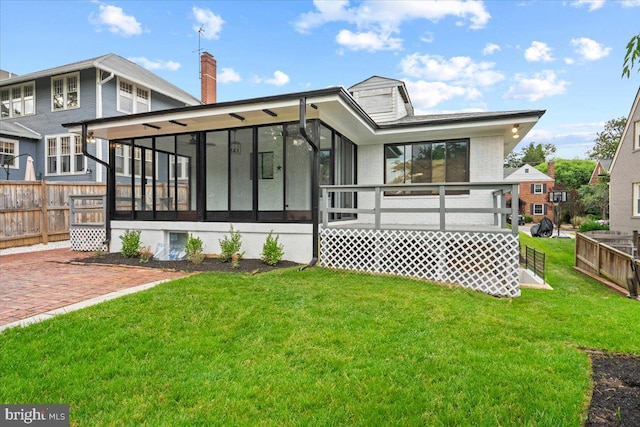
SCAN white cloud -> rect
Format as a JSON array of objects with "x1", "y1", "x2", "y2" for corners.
[
  {"x1": 192, "y1": 6, "x2": 224, "y2": 40},
  {"x1": 621, "y1": 0, "x2": 640, "y2": 6},
  {"x1": 564, "y1": 57, "x2": 576, "y2": 65},
  {"x1": 482, "y1": 43, "x2": 501, "y2": 55},
  {"x1": 294, "y1": 0, "x2": 490, "y2": 51},
  {"x1": 571, "y1": 0, "x2": 605, "y2": 11},
  {"x1": 404, "y1": 80, "x2": 482, "y2": 109},
  {"x1": 524, "y1": 41, "x2": 554, "y2": 62},
  {"x1": 218, "y1": 68, "x2": 241, "y2": 83},
  {"x1": 503, "y1": 70, "x2": 569, "y2": 102},
  {"x1": 264, "y1": 71, "x2": 290, "y2": 86},
  {"x1": 335, "y1": 29, "x2": 402, "y2": 51},
  {"x1": 570, "y1": 37, "x2": 611, "y2": 60},
  {"x1": 129, "y1": 57, "x2": 181, "y2": 71},
  {"x1": 92, "y1": 4, "x2": 142, "y2": 37},
  {"x1": 400, "y1": 53, "x2": 505, "y2": 87},
  {"x1": 420, "y1": 31, "x2": 435, "y2": 44}
]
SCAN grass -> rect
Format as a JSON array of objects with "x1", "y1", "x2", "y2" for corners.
[{"x1": 1, "y1": 234, "x2": 639, "y2": 426}]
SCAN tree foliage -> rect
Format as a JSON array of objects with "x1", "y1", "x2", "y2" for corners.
[
  {"x1": 622, "y1": 34, "x2": 640, "y2": 78},
  {"x1": 536, "y1": 159, "x2": 595, "y2": 190},
  {"x1": 504, "y1": 142, "x2": 556, "y2": 168},
  {"x1": 586, "y1": 117, "x2": 626, "y2": 160},
  {"x1": 578, "y1": 175, "x2": 609, "y2": 218}
]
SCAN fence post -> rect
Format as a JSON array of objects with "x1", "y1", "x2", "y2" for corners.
[
  {"x1": 40, "y1": 179, "x2": 49, "y2": 245},
  {"x1": 633, "y1": 230, "x2": 638, "y2": 258}
]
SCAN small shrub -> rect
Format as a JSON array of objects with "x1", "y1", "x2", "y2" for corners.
[
  {"x1": 120, "y1": 230, "x2": 142, "y2": 258},
  {"x1": 231, "y1": 253, "x2": 240, "y2": 269},
  {"x1": 185, "y1": 233, "x2": 205, "y2": 264},
  {"x1": 219, "y1": 226, "x2": 244, "y2": 263},
  {"x1": 139, "y1": 246, "x2": 153, "y2": 263},
  {"x1": 571, "y1": 216, "x2": 587, "y2": 228},
  {"x1": 261, "y1": 231, "x2": 284, "y2": 266},
  {"x1": 579, "y1": 220, "x2": 610, "y2": 233},
  {"x1": 524, "y1": 215, "x2": 533, "y2": 224}
]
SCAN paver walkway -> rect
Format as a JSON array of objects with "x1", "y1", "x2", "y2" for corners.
[{"x1": 0, "y1": 248, "x2": 189, "y2": 327}]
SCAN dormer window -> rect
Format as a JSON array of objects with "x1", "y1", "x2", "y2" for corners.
[{"x1": 1, "y1": 82, "x2": 35, "y2": 118}]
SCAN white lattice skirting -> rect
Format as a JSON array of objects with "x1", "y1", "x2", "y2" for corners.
[
  {"x1": 319, "y1": 227, "x2": 520, "y2": 297},
  {"x1": 70, "y1": 228, "x2": 108, "y2": 252}
]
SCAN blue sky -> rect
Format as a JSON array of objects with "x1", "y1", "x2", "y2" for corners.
[{"x1": 1, "y1": 0, "x2": 639, "y2": 159}]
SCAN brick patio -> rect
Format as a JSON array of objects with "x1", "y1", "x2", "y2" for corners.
[{"x1": 0, "y1": 248, "x2": 189, "y2": 327}]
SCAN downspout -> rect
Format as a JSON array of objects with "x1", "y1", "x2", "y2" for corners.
[
  {"x1": 95, "y1": 71, "x2": 115, "y2": 183},
  {"x1": 82, "y1": 123, "x2": 112, "y2": 245},
  {"x1": 298, "y1": 96, "x2": 319, "y2": 270}
]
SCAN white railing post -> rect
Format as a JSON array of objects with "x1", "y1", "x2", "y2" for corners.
[
  {"x1": 511, "y1": 183, "x2": 519, "y2": 235},
  {"x1": 439, "y1": 185, "x2": 446, "y2": 231},
  {"x1": 374, "y1": 186, "x2": 381, "y2": 230},
  {"x1": 321, "y1": 187, "x2": 329, "y2": 228}
]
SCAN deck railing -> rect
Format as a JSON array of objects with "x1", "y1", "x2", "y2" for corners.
[{"x1": 320, "y1": 182, "x2": 520, "y2": 235}]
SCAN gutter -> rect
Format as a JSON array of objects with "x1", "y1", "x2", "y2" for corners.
[{"x1": 298, "y1": 96, "x2": 319, "y2": 270}]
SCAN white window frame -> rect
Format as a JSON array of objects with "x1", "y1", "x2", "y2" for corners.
[
  {"x1": 117, "y1": 78, "x2": 151, "y2": 114},
  {"x1": 634, "y1": 121, "x2": 639, "y2": 151},
  {"x1": 1, "y1": 82, "x2": 35, "y2": 119},
  {"x1": 634, "y1": 182, "x2": 640, "y2": 217},
  {"x1": 0, "y1": 138, "x2": 19, "y2": 169},
  {"x1": 51, "y1": 72, "x2": 80, "y2": 111},
  {"x1": 170, "y1": 154, "x2": 189, "y2": 180},
  {"x1": 45, "y1": 134, "x2": 86, "y2": 175},
  {"x1": 532, "y1": 204, "x2": 545, "y2": 216},
  {"x1": 532, "y1": 184, "x2": 544, "y2": 194}
]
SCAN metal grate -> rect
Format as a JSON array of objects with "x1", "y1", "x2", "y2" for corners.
[
  {"x1": 319, "y1": 227, "x2": 520, "y2": 297},
  {"x1": 70, "y1": 228, "x2": 107, "y2": 252},
  {"x1": 524, "y1": 245, "x2": 545, "y2": 281}
]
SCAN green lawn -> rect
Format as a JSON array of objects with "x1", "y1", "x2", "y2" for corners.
[{"x1": 1, "y1": 234, "x2": 638, "y2": 426}]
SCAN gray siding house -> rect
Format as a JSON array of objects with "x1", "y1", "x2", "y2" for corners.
[
  {"x1": 609, "y1": 87, "x2": 640, "y2": 234},
  {"x1": 0, "y1": 53, "x2": 201, "y2": 182}
]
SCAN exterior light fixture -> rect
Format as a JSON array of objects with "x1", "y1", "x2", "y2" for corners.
[
  {"x1": 87, "y1": 132, "x2": 96, "y2": 143},
  {"x1": 512, "y1": 124, "x2": 520, "y2": 139}
]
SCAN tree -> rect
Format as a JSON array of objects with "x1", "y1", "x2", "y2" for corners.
[
  {"x1": 536, "y1": 159, "x2": 595, "y2": 190},
  {"x1": 578, "y1": 175, "x2": 609, "y2": 219},
  {"x1": 622, "y1": 34, "x2": 640, "y2": 78},
  {"x1": 504, "y1": 142, "x2": 556, "y2": 168},
  {"x1": 586, "y1": 117, "x2": 626, "y2": 160}
]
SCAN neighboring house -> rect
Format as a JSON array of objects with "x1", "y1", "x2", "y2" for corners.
[
  {"x1": 0, "y1": 53, "x2": 202, "y2": 182},
  {"x1": 609, "y1": 87, "x2": 640, "y2": 234},
  {"x1": 503, "y1": 161, "x2": 555, "y2": 222},
  {"x1": 589, "y1": 159, "x2": 612, "y2": 185}
]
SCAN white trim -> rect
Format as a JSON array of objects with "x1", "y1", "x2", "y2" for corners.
[
  {"x1": 532, "y1": 203, "x2": 544, "y2": 216},
  {"x1": 117, "y1": 77, "x2": 151, "y2": 114},
  {"x1": 633, "y1": 182, "x2": 640, "y2": 217},
  {"x1": 50, "y1": 72, "x2": 80, "y2": 112},
  {"x1": 45, "y1": 133, "x2": 86, "y2": 176},
  {"x1": 0, "y1": 137, "x2": 19, "y2": 168},
  {"x1": 0, "y1": 81, "x2": 36, "y2": 119},
  {"x1": 635, "y1": 121, "x2": 640, "y2": 151}
]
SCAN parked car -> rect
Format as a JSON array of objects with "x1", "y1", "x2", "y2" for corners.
[{"x1": 507, "y1": 215, "x2": 525, "y2": 226}]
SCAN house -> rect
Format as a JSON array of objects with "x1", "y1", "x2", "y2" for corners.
[
  {"x1": 609, "y1": 87, "x2": 640, "y2": 234},
  {"x1": 503, "y1": 161, "x2": 555, "y2": 222},
  {"x1": 589, "y1": 158, "x2": 612, "y2": 185},
  {"x1": 0, "y1": 53, "x2": 202, "y2": 182},
  {"x1": 65, "y1": 75, "x2": 544, "y2": 297}
]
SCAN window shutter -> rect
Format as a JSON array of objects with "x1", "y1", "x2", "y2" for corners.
[
  {"x1": 542, "y1": 184, "x2": 547, "y2": 193},
  {"x1": 530, "y1": 184, "x2": 535, "y2": 193},
  {"x1": 543, "y1": 204, "x2": 547, "y2": 214},
  {"x1": 530, "y1": 204, "x2": 534, "y2": 215}
]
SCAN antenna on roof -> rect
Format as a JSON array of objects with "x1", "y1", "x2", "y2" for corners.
[{"x1": 195, "y1": 25, "x2": 205, "y2": 80}]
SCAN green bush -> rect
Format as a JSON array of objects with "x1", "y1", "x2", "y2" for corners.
[
  {"x1": 219, "y1": 226, "x2": 244, "y2": 263},
  {"x1": 524, "y1": 215, "x2": 533, "y2": 224},
  {"x1": 120, "y1": 230, "x2": 142, "y2": 258},
  {"x1": 578, "y1": 220, "x2": 610, "y2": 233},
  {"x1": 261, "y1": 231, "x2": 285, "y2": 266},
  {"x1": 139, "y1": 246, "x2": 153, "y2": 263},
  {"x1": 185, "y1": 233, "x2": 205, "y2": 264}
]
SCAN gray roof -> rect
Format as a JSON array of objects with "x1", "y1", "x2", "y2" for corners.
[
  {"x1": 0, "y1": 53, "x2": 200, "y2": 106},
  {"x1": 385, "y1": 110, "x2": 546, "y2": 127},
  {"x1": 0, "y1": 121, "x2": 41, "y2": 140},
  {"x1": 598, "y1": 159, "x2": 613, "y2": 171}
]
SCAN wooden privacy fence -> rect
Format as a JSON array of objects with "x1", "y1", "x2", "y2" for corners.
[
  {"x1": 575, "y1": 232, "x2": 640, "y2": 298},
  {"x1": 0, "y1": 180, "x2": 106, "y2": 249}
]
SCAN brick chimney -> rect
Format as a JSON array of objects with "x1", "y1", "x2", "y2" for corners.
[
  {"x1": 547, "y1": 160, "x2": 555, "y2": 180},
  {"x1": 200, "y1": 52, "x2": 216, "y2": 104}
]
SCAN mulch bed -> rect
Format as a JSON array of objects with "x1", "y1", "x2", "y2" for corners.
[
  {"x1": 585, "y1": 351, "x2": 640, "y2": 426},
  {"x1": 73, "y1": 254, "x2": 640, "y2": 424},
  {"x1": 75, "y1": 252, "x2": 302, "y2": 274}
]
